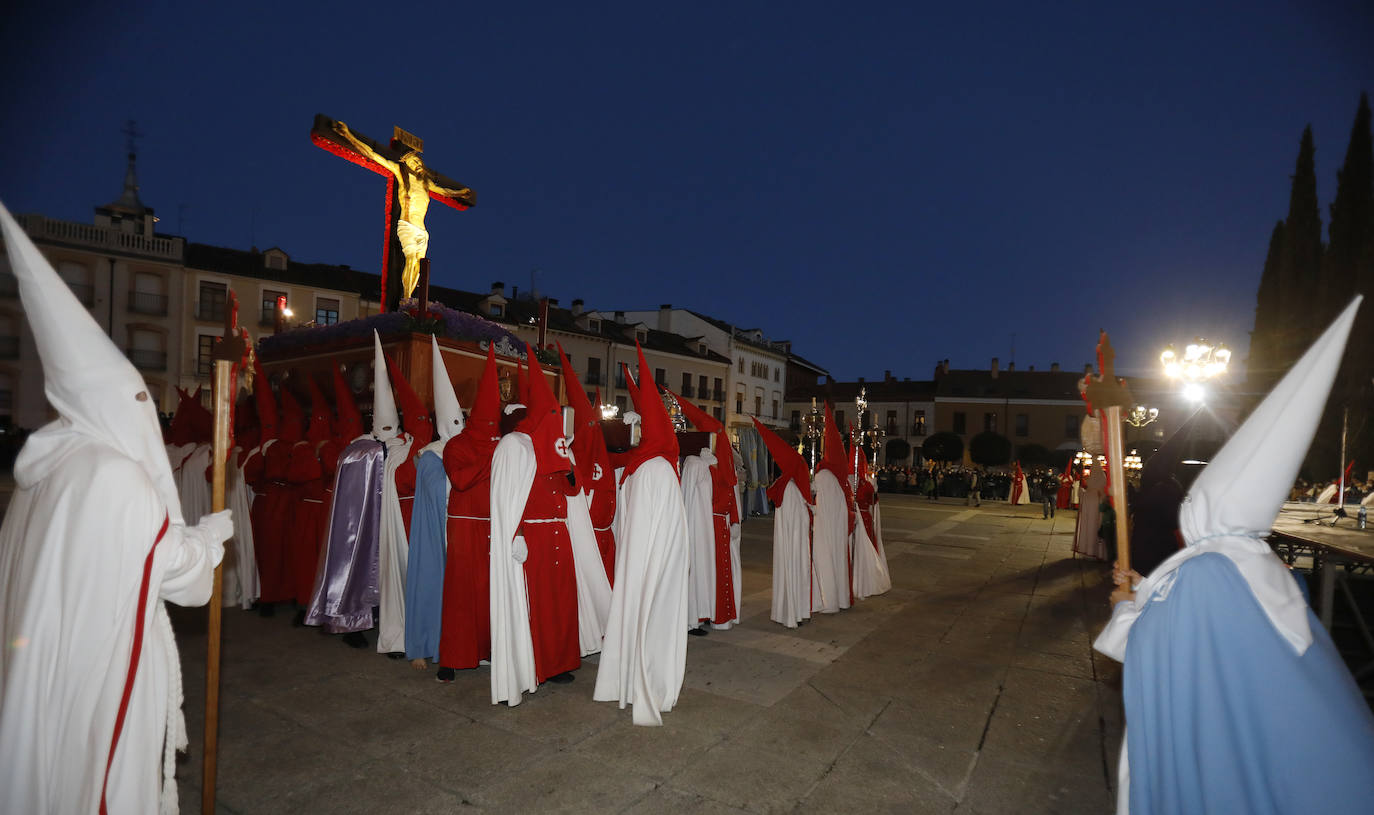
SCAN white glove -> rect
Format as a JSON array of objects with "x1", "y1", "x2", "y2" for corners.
[
  {"x1": 512, "y1": 535, "x2": 528, "y2": 564},
  {"x1": 184, "y1": 509, "x2": 233, "y2": 568}
]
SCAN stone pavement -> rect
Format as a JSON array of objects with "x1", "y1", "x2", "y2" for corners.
[{"x1": 174, "y1": 495, "x2": 1123, "y2": 814}]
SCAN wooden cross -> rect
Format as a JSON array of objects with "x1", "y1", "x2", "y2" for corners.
[
  {"x1": 1081, "y1": 331, "x2": 1135, "y2": 572},
  {"x1": 311, "y1": 114, "x2": 475, "y2": 312},
  {"x1": 203, "y1": 290, "x2": 249, "y2": 814}
]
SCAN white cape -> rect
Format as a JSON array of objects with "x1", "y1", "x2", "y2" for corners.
[
  {"x1": 488, "y1": 433, "x2": 539, "y2": 705},
  {"x1": 594, "y1": 456, "x2": 689, "y2": 726},
  {"x1": 0, "y1": 434, "x2": 217, "y2": 815},
  {"x1": 223, "y1": 449, "x2": 259, "y2": 609},
  {"x1": 811, "y1": 470, "x2": 849, "y2": 613},
  {"x1": 376, "y1": 434, "x2": 415, "y2": 654},
  {"x1": 681, "y1": 451, "x2": 716, "y2": 626},
  {"x1": 770, "y1": 480, "x2": 812, "y2": 628},
  {"x1": 566, "y1": 489, "x2": 612, "y2": 656}
]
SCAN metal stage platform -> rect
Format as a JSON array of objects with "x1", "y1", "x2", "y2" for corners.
[{"x1": 1270, "y1": 503, "x2": 1374, "y2": 694}]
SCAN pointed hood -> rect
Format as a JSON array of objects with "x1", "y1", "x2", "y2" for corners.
[
  {"x1": 331, "y1": 363, "x2": 364, "y2": 443},
  {"x1": 371, "y1": 330, "x2": 399, "y2": 441},
  {"x1": 276, "y1": 380, "x2": 305, "y2": 445},
  {"x1": 187, "y1": 386, "x2": 213, "y2": 444},
  {"x1": 253, "y1": 356, "x2": 279, "y2": 443},
  {"x1": 165, "y1": 387, "x2": 201, "y2": 447},
  {"x1": 817, "y1": 402, "x2": 853, "y2": 504},
  {"x1": 1, "y1": 199, "x2": 183, "y2": 521},
  {"x1": 385, "y1": 351, "x2": 434, "y2": 445},
  {"x1": 465, "y1": 344, "x2": 502, "y2": 440},
  {"x1": 557, "y1": 344, "x2": 614, "y2": 491},
  {"x1": 305, "y1": 375, "x2": 334, "y2": 446},
  {"x1": 1095, "y1": 297, "x2": 1362, "y2": 662},
  {"x1": 430, "y1": 335, "x2": 464, "y2": 444},
  {"x1": 518, "y1": 343, "x2": 571, "y2": 476},
  {"x1": 622, "y1": 342, "x2": 679, "y2": 478},
  {"x1": 752, "y1": 417, "x2": 811, "y2": 505}
]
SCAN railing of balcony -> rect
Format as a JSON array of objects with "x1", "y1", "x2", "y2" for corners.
[
  {"x1": 681, "y1": 384, "x2": 695, "y2": 398},
  {"x1": 128, "y1": 290, "x2": 168, "y2": 316},
  {"x1": 0, "y1": 336, "x2": 18, "y2": 359},
  {"x1": 583, "y1": 372, "x2": 606, "y2": 387},
  {"x1": 711, "y1": 389, "x2": 725, "y2": 402},
  {"x1": 259, "y1": 307, "x2": 276, "y2": 327},
  {"x1": 127, "y1": 349, "x2": 167, "y2": 371},
  {"x1": 17, "y1": 213, "x2": 184, "y2": 261}
]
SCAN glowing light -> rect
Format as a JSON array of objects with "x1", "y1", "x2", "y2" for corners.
[
  {"x1": 1182, "y1": 383, "x2": 1205, "y2": 403},
  {"x1": 281, "y1": 307, "x2": 294, "y2": 318},
  {"x1": 599, "y1": 403, "x2": 619, "y2": 420}
]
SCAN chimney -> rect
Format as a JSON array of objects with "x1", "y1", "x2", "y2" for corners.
[
  {"x1": 1027, "y1": 365, "x2": 1035, "y2": 372},
  {"x1": 571, "y1": 298, "x2": 583, "y2": 316},
  {"x1": 547, "y1": 298, "x2": 559, "y2": 306},
  {"x1": 1007, "y1": 361, "x2": 1015, "y2": 372},
  {"x1": 943, "y1": 359, "x2": 951, "y2": 374},
  {"x1": 614, "y1": 310, "x2": 625, "y2": 324},
  {"x1": 990, "y1": 357, "x2": 999, "y2": 379},
  {"x1": 659, "y1": 303, "x2": 672, "y2": 332},
  {"x1": 1084, "y1": 363, "x2": 1093, "y2": 374},
  {"x1": 491, "y1": 281, "x2": 504, "y2": 297},
  {"x1": 857, "y1": 376, "x2": 865, "y2": 384},
  {"x1": 1050, "y1": 362, "x2": 1060, "y2": 372}
]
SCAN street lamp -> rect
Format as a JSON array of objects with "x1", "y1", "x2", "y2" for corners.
[{"x1": 1161, "y1": 338, "x2": 1230, "y2": 381}]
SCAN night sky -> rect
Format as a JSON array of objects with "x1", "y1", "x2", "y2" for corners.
[{"x1": 2, "y1": 2, "x2": 1370, "y2": 381}]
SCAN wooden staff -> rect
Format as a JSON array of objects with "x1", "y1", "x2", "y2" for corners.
[
  {"x1": 204, "y1": 293, "x2": 247, "y2": 814},
  {"x1": 1082, "y1": 332, "x2": 1135, "y2": 573}
]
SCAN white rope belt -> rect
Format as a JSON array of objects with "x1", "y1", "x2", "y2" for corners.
[
  {"x1": 447, "y1": 514, "x2": 490, "y2": 521},
  {"x1": 593, "y1": 525, "x2": 613, "y2": 532},
  {"x1": 522, "y1": 517, "x2": 565, "y2": 524},
  {"x1": 302, "y1": 498, "x2": 324, "y2": 504}
]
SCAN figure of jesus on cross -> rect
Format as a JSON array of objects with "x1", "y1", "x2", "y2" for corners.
[{"x1": 332, "y1": 120, "x2": 471, "y2": 300}]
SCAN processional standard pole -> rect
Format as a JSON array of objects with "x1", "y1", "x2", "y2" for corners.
[
  {"x1": 1081, "y1": 331, "x2": 1135, "y2": 573},
  {"x1": 203, "y1": 292, "x2": 248, "y2": 814}
]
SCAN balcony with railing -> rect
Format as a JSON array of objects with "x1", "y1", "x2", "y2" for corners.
[
  {"x1": 0, "y1": 336, "x2": 18, "y2": 360},
  {"x1": 681, "y1": 384, "x2": 695, "y2": 398},
  {"x1": 583, "y1": 372, "x2": 606, "y2": 387},
  {"x1": 259, "y1": 306, "x2": 276, "y2": 327},
  {"x1": 128, "y1": 290, "x2": 168, "y2": 316},
  {"x1": 711, "y1": 389, "x2": 725, "y2": 402},
  {"x1": 127, "y1": 349, "x2": 167, "y2": 371},
  {"x1": 17, "y1": 213, "x2": 184, "y2": 261}
]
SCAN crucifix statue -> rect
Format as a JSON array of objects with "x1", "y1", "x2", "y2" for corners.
[
  {"x1": 311, "y1": 114, "x2": 476, "y2": 311},
  {"x1": 1081, "y1": 331, "x2": 1135, "y2": 572}
]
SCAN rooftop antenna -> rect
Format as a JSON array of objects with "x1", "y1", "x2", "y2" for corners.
[
  {"x1": 1010, "y1": 332, "x2": 1016, "y2": 367},
  {"x1": 121, "y1": 119, "x2": 143, "y2": 158}
]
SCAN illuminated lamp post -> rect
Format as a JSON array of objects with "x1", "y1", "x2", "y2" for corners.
[{"x1": 1160, "y1": 338, "x2": 1230, "y2": 403}]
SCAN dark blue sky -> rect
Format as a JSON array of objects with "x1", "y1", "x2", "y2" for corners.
[{"x1": 2, "y1": 2, "x2": 1370, "y2": 380}]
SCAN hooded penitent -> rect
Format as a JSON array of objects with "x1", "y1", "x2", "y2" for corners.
[
  {"x1": 810, "y1": 402, "x2": 852, "y2": 613},
  {"x1": 752, "y1": 415, "x2": 815, "y2": 628},
  {"x1": 403, "y1": 335, "x2": 465, "y2": 664},
  {"x1": 666, "y1": 388, "x2": 740, "y2": 625},
  {"x1": 558, "y1": 343, "x2": 619, "y2": 584},
  {"x1": 591, "y1": 341, "x2": 691, "y2": 725},
  {"x1": 0, "y1": 199, "x2": 228, "y2": 815},
  {"x1": 436, "y1": 343, "x2": 501, "y2": 672},
  {"x1": 375, "y1": 333, "x2": 421, "y2": 654},
  {"x1": 1094, "y1": 297, "x2": 1374, "y2": 815}
]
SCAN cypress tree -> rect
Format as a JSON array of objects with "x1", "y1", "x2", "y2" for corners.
[
  {"x1": 1326, "y1": 93, "x2": 1372, "y2": 309},
  {"x1": 1278, "y1": 126, "x2": 1324, "y2": 363},
  {"x1": 1249, "y1": 220, "x2": 1286, "y2": 389}
]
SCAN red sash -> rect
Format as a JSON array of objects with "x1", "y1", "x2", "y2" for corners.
[{"x1": 99, "y1": 513, "x2": 169, "y2": 815}]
